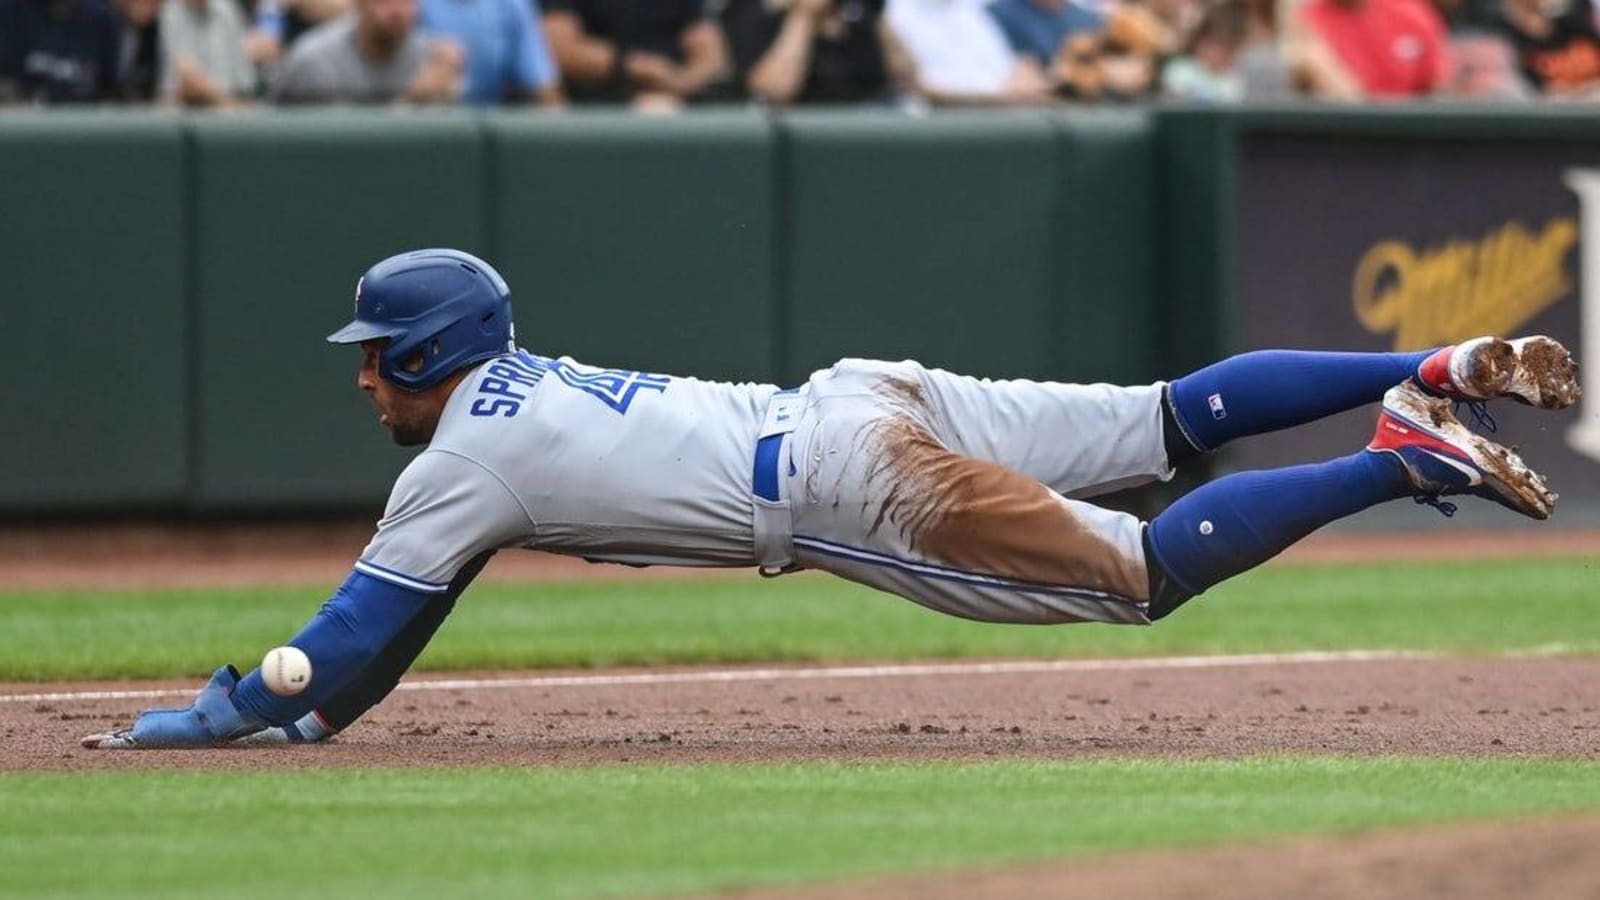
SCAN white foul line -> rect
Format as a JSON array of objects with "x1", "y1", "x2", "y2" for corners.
[{"x1": 0, "y1": 650, "x2": 1432, "y2": 705}]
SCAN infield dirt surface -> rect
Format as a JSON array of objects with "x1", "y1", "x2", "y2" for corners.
[
  {"x1": 10, "y1": 656, "x2": 1600, "y2": 897},
  {"x1": 8, "y1": 524, "x2": 1599, "y2": 772},
  {"x1": 6, "y1": 524, "x2": 1600, "y2": 897},
  {"x1": 6, "y1": 656, "x2": 1599, "y2": 771}
]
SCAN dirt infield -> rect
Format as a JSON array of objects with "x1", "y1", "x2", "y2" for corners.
[
  {"x1": 5, "y1": 655, "x2": 1599, "y2": 771},
  {"x1": 6, "y1": 525, "x2": 1599, "y2": 897}
]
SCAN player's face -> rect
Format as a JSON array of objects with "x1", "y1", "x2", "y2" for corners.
[{"x1": 357, "y1": 341, "x2": 440, "y2": 447}]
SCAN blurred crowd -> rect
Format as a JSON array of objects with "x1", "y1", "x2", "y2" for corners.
[{"x1": 3, "y1": 0, "x2": 1598, "y2": 108}]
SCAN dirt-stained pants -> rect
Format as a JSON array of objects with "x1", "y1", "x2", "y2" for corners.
[{"x1": 781, "y1": 359, "x2": 1171, "y2": 625}]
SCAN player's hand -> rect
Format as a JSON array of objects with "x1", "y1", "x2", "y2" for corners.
[{"x1": 81, "y1": 666, "x2": 266, "y2": 749}]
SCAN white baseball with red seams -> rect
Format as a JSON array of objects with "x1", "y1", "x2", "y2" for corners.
[{"x1": 261, "y1": 647, "x2": 312, "y2": 696}]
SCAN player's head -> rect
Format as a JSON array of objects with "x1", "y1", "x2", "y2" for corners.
[{"x1": 327, "y1": 248, "x2": 515, "y2": 445}]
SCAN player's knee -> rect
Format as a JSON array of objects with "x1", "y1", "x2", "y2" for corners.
[
  {"x1": 1143, "y1": 526, "x2": 1197, "y2": 622},
  {"x1": 1161, "y1": 384, "x2": 1206, "y2": 467}
]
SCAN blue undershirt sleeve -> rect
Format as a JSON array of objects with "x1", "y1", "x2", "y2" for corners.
[{"x1": 231, "y1": 570, "x2": 434, "y2": 725}]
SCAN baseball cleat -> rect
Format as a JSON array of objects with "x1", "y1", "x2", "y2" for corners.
[
  {"x1": 1416, "y1": 335, "x2": 1580, "y2": 410},
  {"x1": 1368, "y1": 381, "x2": 1557, "y2": 520}
]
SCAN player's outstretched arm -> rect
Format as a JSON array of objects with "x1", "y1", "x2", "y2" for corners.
[
  {"x1": 240, "y1": 551, "x2": 493, "y2": 745},
  {"x1": 82, "y1": 447, "x2": 527, "y2": 749},
  {"x1": 82, "y1": 569, "x2": 439, "y2": 748}
]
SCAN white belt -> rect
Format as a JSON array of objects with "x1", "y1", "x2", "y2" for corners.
[{"x1": 751, "y1": 388, "x2": 803, "y2": 574}]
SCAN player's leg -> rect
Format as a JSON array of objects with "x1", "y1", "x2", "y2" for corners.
[
  {"x1": 785, "y1": 369, "x2": 1150, "y2": 623},
  {"x1": 850, "y1": 359, "x2": 1176, "y2": 499},
  {"x1": 788, "y1": 377, "x2": 1552, "y2": 626},
  {"x1": 789, "y1": 428, "x2": 1152, "y2": 624},
  {"x1": 1165, "y1": 336, "x2": 1580, "y2": 461},
  {"x1": 886, "y1": 337, "x2": 1577, "y2": 499},
  {"x1": 865, "y1": 351, "x2": 1438, "y2": 500},
  {"x1": 1163, "y1": 349, "x2": 1431, "y2": 463},
  {"x1": 1144, "y1": 381, "x2": 1555, "y2": 620},
  {"x1": 791, "y1": 415, "x2": 1400, "y2": 626}
]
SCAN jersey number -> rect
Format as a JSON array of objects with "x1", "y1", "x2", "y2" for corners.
[
  {"x1": 469, "y1": 354, "x2": 669, "y2": 418},
  {"x1": 550, "y1": 361, "x2": 670, "y2": 414}
]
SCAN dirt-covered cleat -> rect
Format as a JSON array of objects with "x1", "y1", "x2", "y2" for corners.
[
  {"x1": 1416, "y1": 335, "x2": 1580, "y2": 410},
  {"x1": 1368, "y1": 381, "x2": 1557, "y2": 520}
]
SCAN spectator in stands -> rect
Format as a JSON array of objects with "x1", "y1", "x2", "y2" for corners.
[
  {"x1": 1161, "y1": 0, "x2": 1250, "y2": 99},
  {"x1": 419, "y1": 0, "x2": 561, "y2": 104},
  {"x1": 720, "y1": 0, "x2": 916, "y2": 105},
  {"x1": 111, "y1": 0, "x2": 160, "y2": 100},
  {"x1": 1091, "y1": 2, "x2": 1174, "y2": 97},
  {"x1": 1257, "y1": 0, "x2": 1359, "y2": 97},
  {"x1": 886, "y1": 0, "x2": 1052, "y2": 104},
  {"x1": 1441, "y1": 30, "x2": 1529, "y2": 96},
  {"x1": 986, "y1": 0, "x2": 1104, "y2": 67},
  {"x1": 1162, "y1": 0, "x2": 1296, "y2": 99},
  {"x1": 272, "y1": 0, "x2": 462, "y2": 102},
  {"x1": 985, "y1": 0, "x2": 1173, "y2": 99},
  {"x1": 159, "y1": 0, "x2": 258, "y2": 105},
  {"x1": 0, "y1": 0, "x2": 121, "y2": 103},
  {"x1": 1299, "y1": 0, "x2": 1454, "y2": 97},
  {"x1": 247, "y1": 0, "x2": 351, "y2": 68},
  {"x1": 1498, "y1": 0, "x2": 1600, "y2": 94},
  {"x1": 1148, "y1": 0, "x2": 1202, "y2": 46},
  {"x1": 542, "y1": 0, "x2": 728, "y2": 108}
]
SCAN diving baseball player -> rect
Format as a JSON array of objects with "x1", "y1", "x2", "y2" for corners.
[{"x1": 84, "y1": 248, "x2": 1580, "y2": 748}]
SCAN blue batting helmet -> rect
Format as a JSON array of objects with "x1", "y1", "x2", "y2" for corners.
[{"x1": 326, "y1": 248, "x2": 515, "y2": 392}]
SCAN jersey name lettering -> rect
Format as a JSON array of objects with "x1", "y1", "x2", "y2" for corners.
[
  {"x1": 468, "y1": 353, "x2": 549, "y2": 417},
  {"x1": 466, "y1": 353, "x2": 668, "y2": 417}
]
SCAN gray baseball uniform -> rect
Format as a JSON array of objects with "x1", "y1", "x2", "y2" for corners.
[{"x1": 359, "y1": 350, "x2": 1169, "y2": 624}]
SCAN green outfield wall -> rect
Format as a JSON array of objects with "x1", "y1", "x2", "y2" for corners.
[
  {"x1": 4, "y1": 106, "x2": 1597, "y2": 516},
  {"x1": 0, "y1": 108, "x2": 1157, "y2": 514}
]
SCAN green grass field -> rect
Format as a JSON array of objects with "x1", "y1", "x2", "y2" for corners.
[
  {"x1": 4, "y1": 557, "x2": 1599, "y2": 898},
  {"x1": 5, "y1": 758, "x2": 1600, "y2": 899},
  {"x1": 0, "y1": 558, "x2": 1595, "y2": 680}
]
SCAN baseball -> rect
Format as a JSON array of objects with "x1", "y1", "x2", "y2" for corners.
[{"x1": 261, "y1": 646, "x2": 312, "y2": 696}]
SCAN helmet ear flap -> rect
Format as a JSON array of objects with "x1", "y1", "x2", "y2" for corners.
[
  {"x1": 398, "y1": 340, "x2": 441, "y2": 376},
  {"x1": 377, "y1": 330, "x2": 434, "y2": 391}
]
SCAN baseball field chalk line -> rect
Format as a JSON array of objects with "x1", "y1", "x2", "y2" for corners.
[{"x1": 0, "y1": 650, "x2": 1436, "y2": 705}]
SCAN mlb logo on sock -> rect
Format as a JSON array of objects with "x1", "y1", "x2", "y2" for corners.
[{"x1": 1208, "y1": 393, "x2": 1227, "y2": 420}]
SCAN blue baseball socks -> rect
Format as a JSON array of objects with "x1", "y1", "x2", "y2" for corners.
[
  {"x1": 1143, "y1": 452, "x2": 1411, "y2": 619},
  {"x1": 1145, "y1": 348, "x2": 1440, "y2": 620},
  {"x1": 1163, "y1": 349, "x2": 1435, "y2": 461}
]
